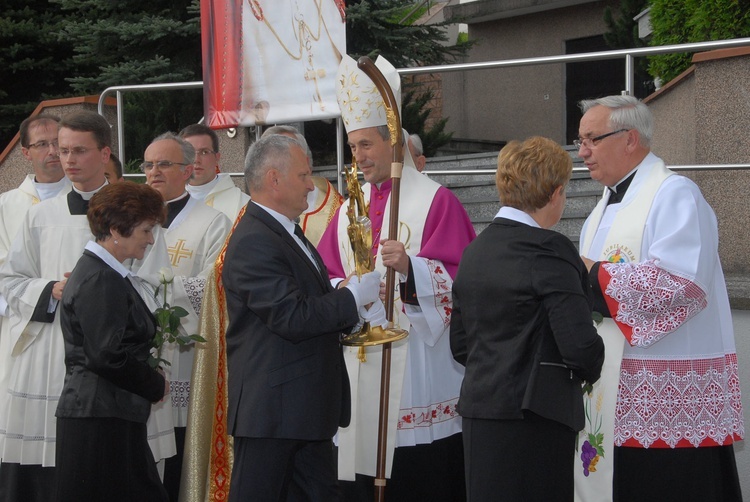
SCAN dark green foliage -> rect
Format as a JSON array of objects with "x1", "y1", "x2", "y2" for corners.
[
  {"x1": 401, "y1": 88, "x2": 451, "y2": 158},
  {"x1": 51, "y1": 0, "x2": 203, "y2": 161},
  {"x1": 345, "y1": 0, "x2": 470, "y2": 69},
  {"x1": 0, "y1": 1, "x2": 75, "y2": 148},
  {"x1": 344, "y1": 0, "x2": 470, "y2": 155},
  {"x1": 648, "y1": 0, "x2": 750, "y2": 83},
  {"x1": 1, "y1": 0, "x2": 467, "y2": 160}
]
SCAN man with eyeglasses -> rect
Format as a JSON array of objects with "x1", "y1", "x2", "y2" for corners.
[
  {"x1": 0, "y1": 114, "x2": 70, "y2": 499},
  {"x1": 143, "y1": 132, "x2": 231, "y2": 500},
  {"x1": 574, "y1": 95, "x2": 743, "y2": 501},
  {"x1": 0, "y1": 110, "x2": 169, "y2": 501},
  {"x1": 179, "y1": 124, "x2": 250, "y2": 223}
]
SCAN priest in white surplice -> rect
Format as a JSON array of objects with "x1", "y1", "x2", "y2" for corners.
[
  {"x1": 143, "y1": 132, "x2": 231, "y2": 500},
  {"x1": 574, "y1": 95, "x2": 744, "y2": 501},
  {"x1": 0, "y1": 111, "x2": 167, "y2": 502},
  {"x1": 0, "y1": 115, "x2": 70, "y2": 500},
  {"x1": 179, "y1": 124, "x2": 250, "y2": 223}
]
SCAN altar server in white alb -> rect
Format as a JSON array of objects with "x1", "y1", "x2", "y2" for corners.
[
  {"x1": 0, "y1": 111, "x2": 166, "y2": 502},
  {"x1": 143, "y1": 132, "x2": 231, "y2": 500},
  {"x1": 317, "y1": 54, "x2": 475, "y2": 501},
  {"x1": 575, "y1": 95, "x2": 744, "y2": 501},
  {"x1": 179, "y1": 124, "x2": 250, "y2": 222}
]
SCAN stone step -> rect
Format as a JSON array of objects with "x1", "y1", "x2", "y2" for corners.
[{"x1": 316, "y1": 148, "x2": 598, "y2": 245}]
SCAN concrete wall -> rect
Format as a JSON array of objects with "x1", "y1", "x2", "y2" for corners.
[
  {"x1": 730, "y1": 309, "x2": 750, "y2": 499},
  {"x1": 647, "y1": 49, "x2": 750, "y2": 275},
  {"x1": 442, "y1": 1, "x2": 613, "y2": 144},
  {"x1": 0, "y1": 97, "x2": 119, "y2": 194},
  {"x1": 646, "y1": 70, "x2": 696, "y2": 166}
]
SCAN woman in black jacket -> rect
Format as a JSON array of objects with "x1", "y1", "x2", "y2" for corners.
[
  {"x1": 55, "y1": 182, "x2": 169, "y2": 501},
  {"x1": 450, "y1": 136, "x2": 605, "y2": 501}
]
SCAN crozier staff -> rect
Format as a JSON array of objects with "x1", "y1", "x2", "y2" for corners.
[
  {"x1": 317, "y1": 54, "x2": 476, "y2": 501},
  {"x1": 55, "y1": 182, "x2": 169, "y2": 501}
]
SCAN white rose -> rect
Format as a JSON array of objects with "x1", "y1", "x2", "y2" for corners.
[{"x1": 158, "y1": 266, "x2": 175, "y2": 284}]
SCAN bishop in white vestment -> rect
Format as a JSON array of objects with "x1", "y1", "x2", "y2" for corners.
[{"x1": 317, "y1": 54, "x2": 476, "y2": 501}]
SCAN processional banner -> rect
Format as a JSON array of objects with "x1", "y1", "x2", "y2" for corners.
[{"x1": 200, "y1": 0, "x2": 347, "y2": 128}]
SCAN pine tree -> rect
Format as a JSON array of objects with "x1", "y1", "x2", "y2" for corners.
[
  {"x1": 345, "y1": 0, "x2": 470, "y2": 154},
  {"x1": 0, "y1": 1, "x2": 75, "y2": 148},
  {"x1": 52, "y1": 0, "x2": 203, "y2": 163}
]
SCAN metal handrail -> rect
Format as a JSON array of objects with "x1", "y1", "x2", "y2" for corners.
[
  {"x1": 123, "y1": 163, "x2": 750, "y2": 181},
  {"x1": 98, "y1": 37, "x2": 750, "y2": 168}
]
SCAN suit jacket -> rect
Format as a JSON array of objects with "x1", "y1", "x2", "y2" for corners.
[
  {"x1": 223, "y1": 201, "x2": 357, "y2": 440},
  {"x1": 56, "y1": 251, "x2": 165, "y2": 423},
  {"x1": 450, "y1": 218, "x2": 604, "y2": 431}
]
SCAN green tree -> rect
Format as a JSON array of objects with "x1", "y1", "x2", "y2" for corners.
[
  {"x1": 345, "y1": 0, "x2": 469, "y2": 67},
  {"x1": 648, "y1": 0, "x2": 750, "y2": 83},
  {"x1": 344, "y1": 0, "x2": 471, "y2": 154},
  {"x1": 0, "y1": 1, "x2": 75, "y2": 148},
  {"x1": 402, "y1": 89, "x2": 451, "y2": 158},
  {"x1": 52, "y1": 0, "x2": 204, "y2": 164},
  {"x1": 603, "y1": 0, "x2": 655, "y2": 97}
]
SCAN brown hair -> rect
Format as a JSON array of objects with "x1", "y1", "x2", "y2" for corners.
[
  {"x1": 179, "y1": 123, "x2": 220, "y2": 153},
  {"x1": 495, "y1": 136, "x2": 572, "y2": 212},
  {"x1": 88, "y1": 183, "x2": 166, "y2": 240},
  {"x1": 59, "y1": 110, "x2": 112, "y2": 149},
  {"x1": 19, "y1": 114, "x2": 60, "y2": 148}
]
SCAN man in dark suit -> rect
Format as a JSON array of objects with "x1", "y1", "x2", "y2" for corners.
[{"x1": 222, "y1": 134, "x2": 381, "y2": 501}]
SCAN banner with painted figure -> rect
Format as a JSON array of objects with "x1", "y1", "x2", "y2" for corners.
[{"x1": 201, "y1": 0, "x2": 347, "y2": 128}]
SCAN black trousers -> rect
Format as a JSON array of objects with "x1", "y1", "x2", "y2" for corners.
[
  {"x1": 163, "y1": 425, "x2": 186, "y2": 501},
  {"x1": 0, "y1": 463, "x2": 56, "y2": 502},
  {"x1": 341, "y1": 432, "x2": 466, "y2": 502},
  {"x1": 229, "y1": 437, "x2": 340, "y2": 502},
  {"x1": 613, "y1": 444, "x2": 743, "y2": 501}
]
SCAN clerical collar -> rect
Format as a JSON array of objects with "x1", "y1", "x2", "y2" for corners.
[
  {"x1": 72, "y1": 180, "x2": 108, "y2": 200},
  {"x1": 165, "y1": 192, "x2": 190, "y2": 229},
  {"x1": 609, "y1": 167, "x2": 638, "y2": 194},
  {"x1": 33, "y1": 177, "x2": 69, "y2": 202},
  {"x1": 186, "y1": 175, "x2": 220, "y2": 201},
  {"x1": 373, "y1": 179, "x2": 393, "y2": 192},
  {"x1": 68, "y1": 180, "x2": 108, "y2": 215},
  {"x1": 606, "y1": 168, "x2": 638, "y2": 206}
]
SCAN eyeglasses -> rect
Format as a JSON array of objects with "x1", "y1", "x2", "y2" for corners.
[
  {"x1": 573, "y1": 129, "x2": 629, "y2": 150},
  {"x1": 195, "y1": 149, "x2": 216, "y2": 157},
  {"x1": 140, "y1": 160, "x2": 189, "y2": 172},
  {"x1": 28, "y1": 140, "x2": 59, "y2": 150},
  {"x1": 59, "y1": 146, "x2": 95, "y2": 157}
]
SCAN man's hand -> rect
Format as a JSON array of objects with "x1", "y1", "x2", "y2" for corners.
[
  {"x1": 380, "y1": 239, "x2": 409, "y2": 276},
  {"x1": 52, "y1": 272, "x2": 71, "y2": 300}
]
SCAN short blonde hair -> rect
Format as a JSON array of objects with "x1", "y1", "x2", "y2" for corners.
[{"x1": 495, "y1": 136, "x2": 572, "y2": 212}]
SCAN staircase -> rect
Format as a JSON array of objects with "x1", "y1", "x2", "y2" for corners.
[
  {"x1": 313, "y1": 147, "x2": 603, "y2": 245},
  {"x1": 421, "y1": 148, "x2": 602, "y2": 244}
]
